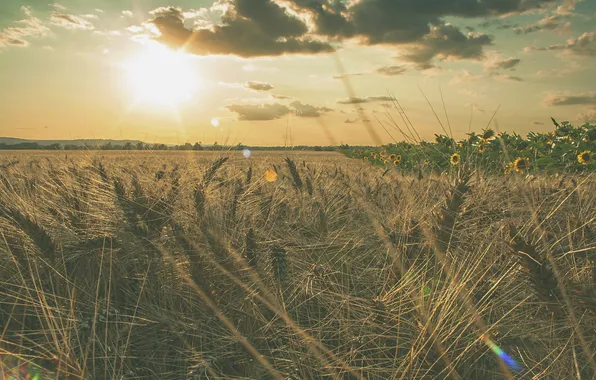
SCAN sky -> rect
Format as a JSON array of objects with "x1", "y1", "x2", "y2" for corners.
[{"x1": 0, "y1": 0, "x2": 595, "y2": 146}]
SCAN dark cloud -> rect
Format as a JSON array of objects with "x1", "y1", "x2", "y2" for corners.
[
  {"x1": 226, "y1": 103, "x2": 291, "y2": 120},
  {"x1": 485, "y1": 57, "x2": 521, "y2": 71},
  {"x1": 401, "y1": 23, "x2": 493, "y2": 69},
  {"x1": 368, "y1": 96, "x2": 393, "y2": 102},
  {"x1": 375, "y1": 65, "x2": 407, "y2": 76},
  {"x1": 337, "y1": 96, "x2": 393, "y2": 104},
  {"x1": 245, "y1": 81, "x2": 274, "y2": 91},
  {"x1": 526, "y1": 32, "x2": 595, "y2": 57},
  {"x1": 288, "y1": 0, "x2": 551, "y2": 44},
  {"x1": 289, "y1": 101, "x2": 333, "y2": 117},
  {"x1": 139, "y1": 0, "x2": 554, "y2": 62},
  {"x1": 146, "y1": 5, "x2": 334, "y2": 57},
  {"x1": 544, "y1": 92, "x2": 596, "y2": 106},
  {"x1": 337, "y1": 97, "x2": 369, "y2": 104}
]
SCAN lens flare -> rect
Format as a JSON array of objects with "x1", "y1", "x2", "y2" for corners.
[
  {"x1": 264, "y1": 168, "x2": 277, "y2": 182},
  {"x1": 243, "y1": 148, "x2": 251, "y2": 158},
  {"x1": 211, "y1": 118, "x2": 220, "y2": 128},
  {"x1": 481, "y1": 335, "x2": 523, "y2": 373}
]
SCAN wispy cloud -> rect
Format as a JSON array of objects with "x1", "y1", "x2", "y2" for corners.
[
  {"x1": 484, "y1": 55, "x2": 522, "y2": 71},
  {"x1": 525, "y1": 32, "x2": 595, "y2": 57},
  {"x1": 375, "y1": 65, "x2": 407, "y2": 76},
  {"x1": 337, "y1": 96, "x2": 393, "y2": 104},
  {"x1": 0, "y1": 6, "x2": 50, "y2": 48},
  {"x1": 544, "y1": 91, "x2": 596, "y2": 123},
  {"x1": 50, "y1": 12, "x2": 95, "y2": 30}
]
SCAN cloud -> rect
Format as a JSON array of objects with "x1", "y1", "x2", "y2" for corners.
[
  {"x1": 226, "y1": 103, "x2": 291, "y2": 120},
  {"x1": 525, "y1": 32, "x2": 596, "y2": 57},
  {"x1": 273, "y1": 94, "x2": 292, "y2": 100},
  {"x1": 578, "y1": 108, "x2": 596, "y2": 123},
  {"x1": 375, "y1": 65, "x2": 407, "y2": 76},
  {"x1": 136, "y1": 0, "x2": 554, "y2": 61},
  {"x1": 337, "y1": 97, "x2": 369, "y2": 104},
  {"x1": 289, "y1": 101, "x2": 333, "y2": 117},
  {"x1": 291, "y1": 0, "x2": 552, "y2": 44},
  {"x1": 400, "y1": 24, "x2": 493, "y2": 69},
  {"x1": 122, "y1": 10, "x2": 134, "y2": 18},
  {"x1": 50, "y1": 12, "x2": 95, "y2": 30},
  {"x1": 543, "y1": 92, "x2": 596, "y2": 106},
  {"x1": 245, "y1": 81, "x2": 274, "y2": 91},
  {"x1": 143, "y1": 5, "x2": 334, "y2": 57},
  {"x1": 50, "y1": 3, "x2": 67, "y2": 11},
  {"x1": 464, "y1": 103, "x2": 486, "y2": 113},
  {"x1": 514, "y1": 14, "x2": 571, "y2": 34},
  {"x1": 337, "y1": 95, "x2": 393, "y2": 104},
  {"x1": 332, "y1": 72, "x2": 364, "y2": 79},
  {"x1": 494, "y1": 74, "x2": 523, "y2": 82},
  {"x1": 450, "y1": 70, "x2": 484, "y2": 83},
  {"x1": 0, "y1": 6, "x2": 50, "y2": 48},
  {"x1": 484, "y1": 56, "x2": 521, "y2": 71},
  {"x1": 535, "y1": 61, "x2": 581, "y2": 78}
]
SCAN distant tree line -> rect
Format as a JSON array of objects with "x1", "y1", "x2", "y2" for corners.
[{"x1": 0, "y1": 142, "x2": 351, "y2": 151}]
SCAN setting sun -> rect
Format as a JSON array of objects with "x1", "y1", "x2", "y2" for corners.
[{"x1": 123, "y1": 44, "x2": 201, "y2": 107}]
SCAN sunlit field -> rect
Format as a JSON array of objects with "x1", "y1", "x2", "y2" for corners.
[{"x1": 0, "y1": 149, "x2": 594, "y2": 379}]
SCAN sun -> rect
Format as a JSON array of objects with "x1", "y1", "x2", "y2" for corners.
[{"x1": 123, "y1": 44, "x2": 201, "y2": 108}]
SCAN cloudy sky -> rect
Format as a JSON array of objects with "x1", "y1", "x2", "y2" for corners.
[{"x1": 1, "y1": 0, "x2": 595, "y2": 146}]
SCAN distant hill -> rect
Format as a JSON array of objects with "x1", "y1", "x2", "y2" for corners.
[{"x1": 0, "y1": 138, "x2": 145, "y2": 147}]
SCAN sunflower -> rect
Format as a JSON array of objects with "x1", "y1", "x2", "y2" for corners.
[
  {"x1": 363, "y1": 157, "x2": 369, "y2": 162},
  {"x1": 450, "y1": 152, "x2": 460, "y2": 165},
  {"x1": 577, "y1": 150, "x2": 591, "y2": 165},
  {"x1": 477, "y1": 143, "x2": 486, "y2": 153},
  {"x1": 393, "y1": 159, "x2": 400, "y2": 166},
  {"x1": 389, "y1": 153, "x2": 397, "y2": 160},
  {"x1": 513, "y1": 157, "x2": 530, "y2": 173}
]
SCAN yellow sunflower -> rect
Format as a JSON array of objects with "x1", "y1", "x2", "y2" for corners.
[
  {"x1": 393, "y1": 159, "x2": 400, "y2": 166},
  {"x1": 389, "y1": 153, "x2": 397, "y2": 160},
  {"x1": 363, "y1": 157, "x2": 369, "y2": 162},
  {"x1": 577, "y1": 150, "x2": 591, "y2": 165},
  {"x1": 478, "y1": 143, "x2": 486, "y2": 153},
  {"x1": 513, "y1": 157, "x2": 530, "y2": 173},
  {"x1": 450, "y1": 152, "x2": 461, "y2": 165}
]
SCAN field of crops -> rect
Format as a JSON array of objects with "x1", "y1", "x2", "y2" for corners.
[
  {"x1": 343, "y1": 120, "x2": 594, "y2": 175},
  {"x1": 0, "y1": 147, "x2": 595, "y2": 379}
]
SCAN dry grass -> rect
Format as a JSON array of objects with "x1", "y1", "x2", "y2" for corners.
[{"x1": 0, "y1": 150, "x2": 595, "y2": 379}]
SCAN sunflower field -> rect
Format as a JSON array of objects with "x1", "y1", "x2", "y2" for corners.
[{"x1": 343, "y1": 119, "x2": 595, "y2": 175}]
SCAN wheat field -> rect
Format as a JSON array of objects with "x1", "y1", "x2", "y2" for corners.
[{"x1": 0, "y1": 150, "x2": 594, "y2": 379}]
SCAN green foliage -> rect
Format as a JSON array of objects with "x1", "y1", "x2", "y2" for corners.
[{"x1": 344, "y1": 120, "x2": 596, "y2": 174}]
